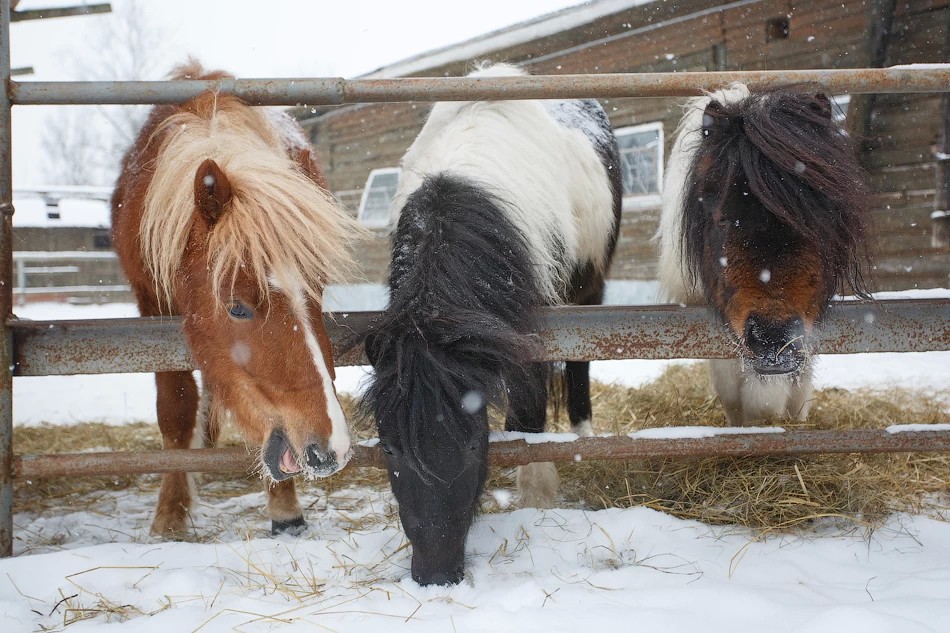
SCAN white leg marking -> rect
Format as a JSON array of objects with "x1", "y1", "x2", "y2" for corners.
[
  {"x1": 517, "y1": 462, "x2": 559, "y2": 509},
  {"x1": 573, "y1": 419, "x2": 594, "y2": 437}
]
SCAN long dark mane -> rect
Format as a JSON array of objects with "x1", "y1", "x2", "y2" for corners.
[
  {"x1": 681, "y1": 85, "x2": 871, "y2": 298},
  {"x1": 363, "y1": 174, "x2": 544, "y2": 482}
]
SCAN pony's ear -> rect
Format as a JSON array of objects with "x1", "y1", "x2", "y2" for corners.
[
  {"x1": 194, "y1": 158, "x2": 233, "y2": 226},
  {"x1": 294, "y1": 148, "x2": 330, "y2": 190},
  {"x1": 702, "y1": 100, "x2": 726, "y2": 134},
  {"x1": 810, "y1": 92, "x2": 833, "y2": 119}
]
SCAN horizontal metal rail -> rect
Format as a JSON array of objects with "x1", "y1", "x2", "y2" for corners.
[
  {"x1": 11, "y1": 68, "x2": 950, "y2": 106},
  {"x1": 8, "y1": 299, "x2": 949, "y2": 376},
  {"x1": 13, "y1": 428, "x2": 950, "y2": 479}
]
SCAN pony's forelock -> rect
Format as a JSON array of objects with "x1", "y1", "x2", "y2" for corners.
[
  {"x1": 680, "y1": 85, "x2": 871, "y2": 297},
  {"x1": 140, "y1": 96, "x2": 362, "y2": 309}
]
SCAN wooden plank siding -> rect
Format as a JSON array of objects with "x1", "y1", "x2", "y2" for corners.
[{"x1": 300, "y1": 0, "x2": 949, "y2": 291}]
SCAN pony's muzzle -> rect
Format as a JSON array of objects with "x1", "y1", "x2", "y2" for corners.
[
  {"x1": 411, "y1": 555, "x2": 465, "y2": 587},
  {"x1": 744, "y1": 315, "x2": 807, "y2": 376}
]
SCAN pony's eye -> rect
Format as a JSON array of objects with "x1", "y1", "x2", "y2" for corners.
[{"x1": 228, "y1": 301, "x2": 254, "y2": 320}]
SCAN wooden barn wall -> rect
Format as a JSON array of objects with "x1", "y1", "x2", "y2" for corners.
[{"x1": 306, "y1": 0, "x2": 950, "y2": 291}]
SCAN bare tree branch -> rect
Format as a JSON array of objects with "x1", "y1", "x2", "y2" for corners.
[{"x1": 40, "y1": 1, "x2": 167, "y2": 186}]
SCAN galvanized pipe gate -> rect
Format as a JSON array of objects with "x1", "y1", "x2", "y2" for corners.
[{"x1": 2, "y1": 0, "x2": 949, "y2": 556}]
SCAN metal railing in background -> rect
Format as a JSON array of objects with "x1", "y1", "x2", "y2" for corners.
[
  {"x1": 13, "y1": 251, "x2": 128, "y2": 305},
  {"x1": 2, "y1": 0, "x2": 950, "y2": 555}
]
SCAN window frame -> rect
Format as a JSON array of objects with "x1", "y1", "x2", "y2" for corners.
[
  {"x1": 614, "y1": 121, "x2": 664, "y2": 210},
  {"x1": 357, "y1": 167, "x2": 401, "y2": 229}
]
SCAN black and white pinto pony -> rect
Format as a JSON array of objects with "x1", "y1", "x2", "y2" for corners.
[
  {"x1": 363, "y1": 63, "x2": 621, "y2": 586},
  {"x1": 657, "y1": 83, "x2": 870, "y2": 426}
]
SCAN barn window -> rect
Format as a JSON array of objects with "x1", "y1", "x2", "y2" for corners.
[
  {"x1": 832, "y1": 94, "x2": 850, "y2": 124},
  {"x1": 357, "y1": 168, "x2": 401, "y2": 228},
  {"x1": 615, "y1": 122, "x2": 664, "y2": 207}
]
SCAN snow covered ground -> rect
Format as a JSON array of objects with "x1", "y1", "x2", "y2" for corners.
[{"x1": 3, "y1": 291, "x2": 949, "y2": 632}]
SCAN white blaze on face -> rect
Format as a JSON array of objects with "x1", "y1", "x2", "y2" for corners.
[{"x1": 270, "y1": 273, "x2": 351, "y2": 465}]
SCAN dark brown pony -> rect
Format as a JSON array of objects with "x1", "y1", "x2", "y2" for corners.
[
  {"x1": 658, "y1": 83, "x2": 870, "y2": 425},
  {"x1": 112, "y1": 61, "x2": 361, "y2": 536}
]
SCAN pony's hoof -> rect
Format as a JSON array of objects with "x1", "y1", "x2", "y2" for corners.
[
  {"x1": 150, "y1": 510, "x2": 191, "y2": 539},
  {"x1": 271, "y1": 515, "x2": 308, "y2": 536},
  {"x1": 517, "y1": 462, "x2": 559, "y2": 508}
]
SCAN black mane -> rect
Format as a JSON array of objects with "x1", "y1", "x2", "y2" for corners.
[
  {"x1": 681, "y1": 86, "x2": 871, "y2": 298},
  {"x1": 362, "y1": 174, "x2": 544, "y2": 482}
]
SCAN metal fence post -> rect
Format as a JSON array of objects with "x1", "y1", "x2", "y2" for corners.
[{"x1": 0, "y1": 0, "x2": 13, "y2": 557}]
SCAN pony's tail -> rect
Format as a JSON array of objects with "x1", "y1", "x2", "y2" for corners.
[{"x1": 363, "y1": 174, "x2": 545, "y2": 480}]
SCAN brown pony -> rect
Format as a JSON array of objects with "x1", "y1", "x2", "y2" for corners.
[
  {"x1": 658, "y1": 83, "x2": 870, "y2": 425},
  {"x1": 112, "y1": 61, "x2": 361, "y2": 537}
]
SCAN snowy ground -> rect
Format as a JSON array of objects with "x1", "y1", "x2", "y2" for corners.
[{"x1": 3, "y1": 291, "x2": 950, "y2": 632}]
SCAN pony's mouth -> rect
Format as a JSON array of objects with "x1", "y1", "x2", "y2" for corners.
[
  {"x1": 262, "y1": 428, "x2": 301, "y2": 481},
  {"x1": 279, "y1": 447, "x2": 302, "y2": 475},
  {"x1": 748, "y1": 356, "x2": 805, "y2": 376}
]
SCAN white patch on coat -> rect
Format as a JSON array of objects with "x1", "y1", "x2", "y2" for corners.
[
  {"x1": 709, "y1": 358, "x2": 815, "y2": 426},
  {"x1": 391, "y1": 63, "x2": 616, "y2": 304},
  {"x1": 517, "y1": 461, "x2": 559, "y2": 509},
  {"x1": 573, "y1": 419, "x2": 594, "y2": 437},
  {"x1": 270, "y1": 273, "x2": 351, "y2": 466}
]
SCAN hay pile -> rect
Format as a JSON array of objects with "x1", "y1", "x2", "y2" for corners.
[
  {"x1": 14, "y1": 365, "x2": 950, "y2": 532},
  {"x1": 555, "y1": 364, "x2": 950, "y2": 530}
]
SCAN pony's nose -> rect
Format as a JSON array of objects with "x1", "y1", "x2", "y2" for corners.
[
  {"x1": 305, "y1": 443, "x2": 340, "y2": 477},
  {"x1": 744, "y1": 315, "x2": 806, "y2": 376}
]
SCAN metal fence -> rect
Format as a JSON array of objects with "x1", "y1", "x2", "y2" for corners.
[{"x1": 2, "y1": 0, "x2": 950, "y2": 556}]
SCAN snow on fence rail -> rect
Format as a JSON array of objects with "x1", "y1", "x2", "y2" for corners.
[{"x1": 3, "y1": 2, "x2": 950, "y2": 554}]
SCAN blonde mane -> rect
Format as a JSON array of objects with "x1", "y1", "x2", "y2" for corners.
[{"x1": 141, "y1": 95, "x2": 362, "y2": 308}]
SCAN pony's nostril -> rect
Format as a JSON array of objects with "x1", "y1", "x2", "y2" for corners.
[{"x1": 305, "y1": 444, "x2": 339, "y2": 476}]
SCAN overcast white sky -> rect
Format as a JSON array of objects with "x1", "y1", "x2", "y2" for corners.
[{"x1": 11, "y1": 0, "x2": 586, "y2": 186}]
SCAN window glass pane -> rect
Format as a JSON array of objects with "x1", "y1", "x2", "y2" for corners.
[
  {"x1": 359, "y1": 170, "x2": 400, "y2": 225},
  {"x1": 832, "y1": 94, "x2": 850, "y2": 124},
  {"x1": 618, "y1": 127, "x2": 661, "y2": 196}
]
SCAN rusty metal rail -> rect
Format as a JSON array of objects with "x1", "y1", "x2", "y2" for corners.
[
  {"x1": 12, "y1": 68, "x2": 950, "y2": 106},
  {"x1": 7, "y1": 299, "x2": 950, "y2": 375},
  {"x1": 14, "y1": 428, "x2": 950, "y2": 480}
]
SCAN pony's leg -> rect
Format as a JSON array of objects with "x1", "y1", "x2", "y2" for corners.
[
  {"x1": 566, "y1": 275, "x2": 606, "y2": 437},
  {"x1": 197, "y1": 378, "x2": 305, "y2": 536},
  {"x1": 151, "y1": 370, "x2": 201, "y2": 537},
  {"x1": 786, "y1": 365, "x2": 816, "y2": 421},
  {"x1": 268, "y1": 480, "x2": 306, "y2": 536},
  {"x1": 197, "y1": 377, "x2": 221, "y2": 447},
  {"x1": 507, "y1": 363, "x2": 558, "y2": 508},
  {"x1": 708, "y1": 359, "x2": 746, "y2": 426},
  {"x1": 565, "y1": 361, "x2": 594, "y2": 437}
]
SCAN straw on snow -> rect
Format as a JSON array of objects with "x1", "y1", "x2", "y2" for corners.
[{"x1": 14, "y1": 369, "x2": 950, "y2": 534}]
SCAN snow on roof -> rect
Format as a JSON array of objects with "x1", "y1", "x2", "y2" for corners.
[
  {"x1": 359, "y1": 0, "x2": 656, "y2": 79},
  {"x1": 13, "y1": 196, "x2": 111, "y2": 228}
]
